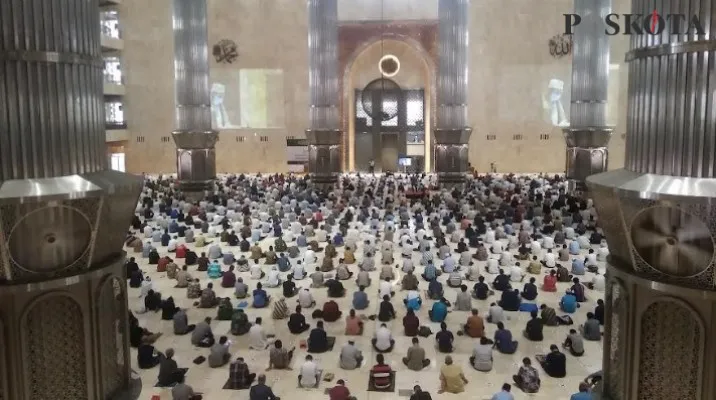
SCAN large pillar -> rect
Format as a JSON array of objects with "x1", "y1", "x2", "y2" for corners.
[
  {"x1": 434, "y1": 0, "x2": 472, "y2": 185},
  {"x1": 306, "y1": 0, "x2": 341, "y2": 185},
  {"x1": 587, "y1": 1, "x2": 716, "y2": 399},
  {"x1": 0, "y1": 0, "x2": 142, "y2": 398},
  {"x1": 563, "y1": 0, "x2": 613, "y2": 191},
  {"x1": 171, "y1": 0, "x2": 218, "y2": 197}
]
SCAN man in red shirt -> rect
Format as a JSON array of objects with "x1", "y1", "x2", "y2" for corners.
[
  {"x1": 370, "y1": 354, "x2": 393, "y2": 390},
  {"x1": 322, "y1": 300, "x2": 342, "y2": 322},
  {"x1": 542, "y1": 270, "x2": 557, "y2": 292},
  {"x1": 328, "y1": 379, "x2": 353, "y2": 400}
]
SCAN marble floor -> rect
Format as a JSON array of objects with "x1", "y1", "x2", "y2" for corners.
[{"x1": 127, "y1": 209, "x2": 604, "y2": 400}]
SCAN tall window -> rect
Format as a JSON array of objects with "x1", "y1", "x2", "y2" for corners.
[
  {"x1": 105, "y1": 101, "x2": 124, "y2": 127},
  {"x1": 100, "y1": 11, "x2": 120, "y2": 39},
  {"x1": 110, "y1": 153, "x2": 125, "y2": 172},
  {"x1": 104, "y1": 56, "x2": 122, "y2": 85}
]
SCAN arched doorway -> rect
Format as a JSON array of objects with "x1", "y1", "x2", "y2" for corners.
[{"x1": 344, "y1": 38, "x2": 434, "y2": 173}]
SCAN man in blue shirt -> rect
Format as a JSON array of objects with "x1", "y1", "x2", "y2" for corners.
[
  {"x1": 571, "y1": 258, "x2": 585, "y2": 275},
  {"x1": 560, "y1": 291, "x2": 578, "y2": 313},
  {"x1": 429, "y1": 298, "x2": 449, "y2": 322},
  {"x1": 352, "y1": 286, "x2": 369, "y2": 310},
  {"x1": 252, "y1": 283, "x2": 270, "y2": 308},
  {"x1": 570, "y1": 382, "x2": 592, "y2": 400},
  {"x1": 422, "y1": 261, "x2": 440, "y2": 281},
  {"x1": 491, "y1": 383, "x2": 515, "y2": 400},
  {"x1": 569, "y1": 240, "x2": 581, "y2": 255},
  {"x1": 493, "y1": 322, "x2": 518, "y2": 354}
]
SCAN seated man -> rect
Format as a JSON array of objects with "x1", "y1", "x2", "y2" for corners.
[
  {"x1": 282, "y1": 275, "x2": 298, "y2": 298},
  {"x1": 288, "y1": 306, "x2": 311, "y2": 334},
  {"x1": 266, "y1": 266, "x2": 282, "y2": 288},
  {"x1": 492, "y1": 270, "x2": 511, "y2": 291},
  {"x1": 137, "y1": 342, "x2": 162, "y2": 369},
  {"x1": 252, "y1": 283, "x2": 271, "y2": 308},
  {"x1": 560, "y1": 291, "x2": 579, "y2": 313},
  {"x1": 298, "y1": 355, "x2": 321, "y2": 388},
  {"x1": 326, "y1": 278, "x2": 346, "y2": 298},
  {"x1": 345, "y1": 309, "x2": 364, "y2": 336},
  {"x1": 234, "y1": 277, "x2": 249, "y2": 299},
  {"x1": 542, "y1": 270, "x2": 558, "y2": 292},
  {"x1": 321, "y1": 299, "x2": 342, "y2": 322},
  {"x1": 473, "y1": 276, "x2": 490, "y2": 300},
  {"x1": 524, "y1": 310, "x2": 544, "y2": 341},
  {"x1": 427, "y1": 278, "x2": 444, "y2": 300},
  {"x1": 493, "y1": 322, "x2": 518, "y2": 354},
  {"x1": 339, "y1": 340, "x2": 364, "y2": 370},
  {"x1": 216, "y1": 297, "x2": 235, "y2": 321},
  {"x1": 207, "y1": 260, "x2": 222, "y2": 279},
  {"x1": 498, "y1": 289, "x2": 521, "y2": 312},
  {"x1": 571, "y1": 278, "x2": 587, "y2": 302},
  {"x1": 513, "y1": 357, "x2": 541, "y2": 394},
  {"x1": 307, "y1": 321, "x2": 330, "y2": 353},
  {"x1": 191, "y1": 317, "x2": 215, "y2": 348},
  {"x1": 173, "y1": 308, "x2": 196, "y2": 335},
  {"x1": 157, "y1": 348, "x2": 186, "y2": 387},
  {"x1": 454, "y1": 285, "x2": 473, "y2": 311},
  {"x1": 403, "y1": 337, "x2": 431, "y2": 371},
  {"x1": 521, "y1": 277, "x2": 538, "y2": 301},
  {"x1": 378, "y1": 295, "x2": 396, "y2": 322},
  {"x1": 298, "y1": 288, "x2": 316, "y2": 309},
  {"x1": 228, "y1": 357, "x2": 256, "y2": 389},
  {"x1": 464, "y1": 309, "x2": 485, "y2": 338},
  {"x1": 470, "y1": 337, "x2": 494, "y2": 372},
  {"x1": 540, "y1": 304, "x2": 560, "y2": 326},
  {"x1": 404, "y1": 290, "x2": 423, "y2": 311},
  {"x1": 438, "y1": 356, "x2": 468, "y2": 394},
  {"x1": 267, "y1": 340, "x2": 295, "y2": 370},
  {"x1": 199, "y1": 283, "x2": 220, "y2": 308},
  {"x1": 581, "y1": 312, "x2": 602, "y2": 341},
  {"x1": 429, "y1": 298, "x2": 450, "y2": 323},
  {"x1": 208, "y1": 336, "x2": 232, "y2": 368},
  {"x1": 562, "y1": 329, "x2": 585, "y2": 356},
  {"x1": 370, "y1": 354, "x2": 394, "y2": 390},
  {"x1": 372, "y1": 323, "x2": 395, "y2": 353},
  {"x1": 401, "y1": 270, "x2": 420, "y2": 291},
  {"x1": 435, "y1": 322, "x2": 454, "y2": 353},
  {"x1": 535, "y1": 345, "x2": 567, "y2": 378},
  {"x1": 221, "y1": 265, "x2": 237, "y2": 288},
  {"x1": 230, "y1": 309, "x2": 251, "y2": 336}
]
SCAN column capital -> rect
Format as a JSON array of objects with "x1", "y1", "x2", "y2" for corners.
[{"x1": 433, "y1": 127, "x2": 472, "y2": 145}]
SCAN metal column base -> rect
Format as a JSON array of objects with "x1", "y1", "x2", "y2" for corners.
[
  {"x1": 433, "y1": 127, "x2": 472, "y2": 187},
  {"x1": 306, "y1": 129, "x2": 342, "y2": 185},
  {"x1": 563, "y1": 127, "x2": 612, "y2": 188},
  {"x1": 172, "y1": 130, "x2": 219, "y2": 196}
]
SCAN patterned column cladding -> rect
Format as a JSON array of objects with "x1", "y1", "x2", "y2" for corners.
[
  {"x1": 563, "y1": 0, "x2": 613, "y2": 186},
  {"x1": 171, "y1": 0, "x2": 218, "y2": 195},
  {"x1": 0, "y1": 0, "x2": 141, "y2": 398},
  {"x1": 435, "y1": 0, "x2": 471, "y2": 183},
  {"x1": 307, "y1": 0, "x2": 341, "y2": 181},
  {"x1": 587, "y1": 0, "x2": 716, "y2": 398}
]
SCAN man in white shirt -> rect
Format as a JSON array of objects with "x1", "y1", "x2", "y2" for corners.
[
  {"x1": 487, "y1": 303, "x2": 507, "y2": 324},
  {"x1": 509, "y1": 263, "x2": 524, "y2": 282},
  {"x1": 486, "y1": 258, "x2": 500, "y2": 274},
  {"x1": 298, "y1": 288, "x2": 315, "y2": 308},
  {"x1": 291, "y1": 261, "x2": 306, "y2": 280},
  {"x1": 542, "y1": 235, "x2": 554, "y2": 249},
  {"x1": 484, "y1": 229, "x2": 495, "y2": 244},
  {"x1": 442, "y1": 257, "x2": 457, "y2": 273},
  {"x1": 499, "y1": 251, "x2": 512, "y2": 267},
  {"x1": 531, "y1": 240, "x2": 542, "y2": 255},
  {"x1": 585, "y1": 249, "x2": 598, "y2": 267},
  {"x1": 379, "y1": 278, "x2": 394, "y2": 299},
  {"x1": 140, "y1": 277, "x2": 154, "y2": 298},
  {"x1": 564, "y1": 226, "x2": 576, "y2": 240},
  {"x1": 402, "y1": 257, "x2": 415, "y2": 273},
  {"x1": 143, "y1": 225, "x2": 153, "y2": 238},
  {"x1": 248, "y1": 318, "x2": 274, "y2": 350},
  {"x1": 588, "y1": 271, "x2": 606, "y2": 292},
  {"x1": 597, "y1": 243, "x2": 609, "y2": 261},
  {"x1": 491, "y1": 240, "x2": 504, "y2": 254},
  {"x1": 542, "y1": 250, "x2": 556, "y2": 268},
  {"x1": 250, "y1": 263, "x2": 264, "y2": 280},
  {"x1": 266, "y1": 266, "x2": 281, "y2": 288},
  {"x1": 167, "y1": 237, "x2": 177, "y2": 252},
  {"x1": 372, "y1": 323, "x2": 395, "y2": 352},
  {"x1": 298, "y1": 355, "x2": 321, "y2": 388}
]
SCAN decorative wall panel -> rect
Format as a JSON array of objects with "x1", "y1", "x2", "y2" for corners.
[
  {"x1": 97, "y1": 277, "x2": 125, "y2": 397},
  {"x1": 606, "y1": 280, "x2": 627, "y2": 400},
  {"x1": 637, "y1": 300, "x2": 701, "y2": 400},
  {"x1": 25, "y1": 295, "x2": 87, "y2": 400}
]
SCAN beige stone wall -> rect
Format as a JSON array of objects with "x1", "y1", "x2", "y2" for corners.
[{"x1": 121, "y1": 0, "x2": 629, "y2": 174}]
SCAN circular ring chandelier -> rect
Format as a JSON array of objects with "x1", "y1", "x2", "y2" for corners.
[{"x1": 379, "y1": 54, "x2": 400, "y2": 77}]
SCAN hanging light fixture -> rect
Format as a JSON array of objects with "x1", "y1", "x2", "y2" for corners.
[{"x1": 360, "y1": 0, "x2": 400, "y2": 122}]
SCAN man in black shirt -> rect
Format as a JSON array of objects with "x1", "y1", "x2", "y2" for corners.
[
  {"x1": 378, "y1": 295, "x2": 396, "y2": 322},
  {"x1": 410, "y1": 385, "x2": 433, "y2": 400},
  {"x1": 594, "y1": 299, "x2": 605, "y2": 325},
  {"x1": 249, "y1": 374, "x2": 280, "y2": 400},
  {"x1": 326, "y1": 279, "x2": 345, "y2": 298},
  {"x1": 492, "y1": 270, "x2": 511, "y2": 291},
  {"x1": 287, "y1": 306, "x2": 310, "y2": 334},
  {"x1": 536, "y1": 345, "x2": 566, "y2": 378},
  {"x1": 435, "y1": 322, "x2": 454, "y2": 353},
  {"x1": 307, "y1": 321, "x2": 329, "y2": 353},
  {"x1": 521, "y1": 277, "x2": 538, "y2": 301},
  {"x1": 524, "y1": 310, "x2": 544, "y2": 341},
  {"x1": 282, "y1": 276, "x2": 298, "y2": 298},
  {"x1": 473, "y1": 276, "x2": 490, "y2": 300},
  {"x1": 498, "y1": 289, "x2": 521, "y2": 311}
]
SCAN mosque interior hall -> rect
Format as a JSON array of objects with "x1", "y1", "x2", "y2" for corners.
[{"x1": 1, "y1": 0, "x2": 716, "y2": 400}]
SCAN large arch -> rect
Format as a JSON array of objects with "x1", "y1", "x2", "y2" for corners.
[{"x1": 342, "y1": 34, "x2": 435, "y2": 172}]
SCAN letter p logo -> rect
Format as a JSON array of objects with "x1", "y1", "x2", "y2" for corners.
[{"x1": 563, "y1": 14, "x2": 581, "y2": 35}]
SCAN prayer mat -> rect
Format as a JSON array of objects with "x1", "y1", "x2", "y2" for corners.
[
  {"x1": 237, "y1": 301, "x2": 249, "y2": 308},
  {"x1": 368, "y1": 371, "x2": 396, "y2": 392},
  {"x1": 222, "y1": 379, "x2": 252, "y2": 390},
  {"x1": 519, "y1": 303, "x2": 539, "y2": 313},
  {"x1": 398, "y1": 389, "x2": 414, "y2": 397},
  {"x1": 308, "y1": 336, "x2": 336, "y2": 353},
  {"x1": 154, "y1": 368, "x2": 189, "y2": 387}
]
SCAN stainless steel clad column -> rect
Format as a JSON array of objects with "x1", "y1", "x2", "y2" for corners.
[
  {"x1": 563, "y1": 0, "x2": 613, "y2": 191},
  {"x1": 172, "y1": 0, "x2": 218, "y2": 197},
  {"x1": 587, "y1": 0, "x2": 716, "y2": 398},
  {"x1": 306, "y1": 0, "x2": 341, "y2": 186},
  {"x1": 434, "y1": 0, "x2": 472, "y2": 186},
  {"x1": 0, "y1": 0, "x2": 142, "y2": 398}
]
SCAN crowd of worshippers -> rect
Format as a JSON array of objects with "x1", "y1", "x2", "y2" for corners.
[{"x1": 125, "y1": 172, "x2": 605, "y2": 400}]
